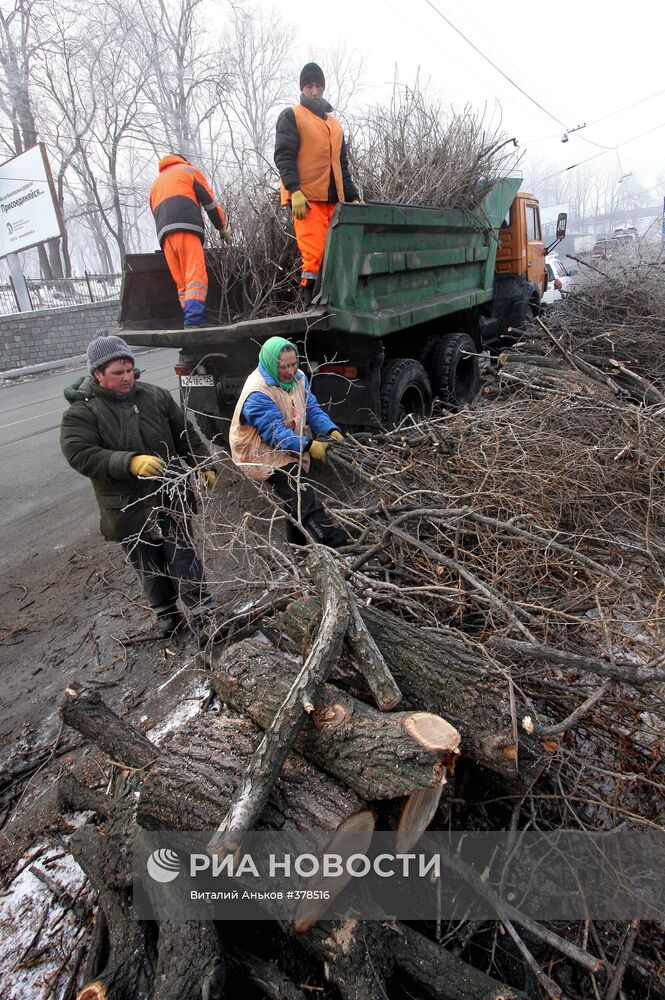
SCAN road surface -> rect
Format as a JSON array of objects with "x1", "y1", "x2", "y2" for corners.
[{"x1": 0, "y1": 350, "x2": 179, "y2": 583}]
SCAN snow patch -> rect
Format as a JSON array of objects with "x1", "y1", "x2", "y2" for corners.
[
  {"x1": 0, "y1": 844, "x2": 88, "y2": 999},
  {"x1": 146, "y1": 680, "x2": 210, "y2": 745}
]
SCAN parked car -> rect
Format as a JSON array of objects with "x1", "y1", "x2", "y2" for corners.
[{"x1": 542, "y1": 255, "x2": 577, "y2": 305}]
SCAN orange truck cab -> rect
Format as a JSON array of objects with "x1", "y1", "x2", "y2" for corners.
[{"x1": 493, "y1": 191, "x2": 567, "y2": 330}]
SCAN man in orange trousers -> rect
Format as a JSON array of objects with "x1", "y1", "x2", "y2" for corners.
[
  {"x1": 274, "y1": 63, "x2": 361, "y2": 307},
  {"x1": 149, "y1": 153, "x2": 230, "y2": 327}
]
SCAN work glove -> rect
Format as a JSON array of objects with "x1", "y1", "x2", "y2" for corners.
[
  {"x1": 200, "y1": 469, "x2": 217, "y2": 490},
  {"x1": 351, "y1": 200, "x2": 364, "y2": 205},
  {"x1": 330, "y1": 430, "x2": 344, "y2": 443},
  {"x1": 291, "y1": 190, "x2": 311, "y2": 220},
  {"x1": 220, "y1": 226, "x2": 232, "y2": 244},
  {"x1": 129, "y1": 454, "x2": 165, "y2": 478},
  {"x1": 308, "y1": 440, "x2": 330, "y2": 462}
]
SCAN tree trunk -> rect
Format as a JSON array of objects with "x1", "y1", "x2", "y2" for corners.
[
  {"x1": 211, "y1": 638, "x2": 460, "y2": 800},
  {"x1": 72, "y1": 824, "x2": 155, "y2": 1000},
  {"x1": 389, "y1": 922, "x2": 527, "y2": 1000},
  {"x1": 209, "y1": 548, "x2": 353, "y2": 854},
  {"x1": 151, "y1": 920, "x2": 225, "y2": 1000},
  {"x1": 276, "y1": 599, "x2": 544, "y2": 785},
  {"x1": 59, "y1": 682, "x2": 159, "y2": 771},
  {"x1": 138, "y1": 715, "x2": 371, "y2": 835}
]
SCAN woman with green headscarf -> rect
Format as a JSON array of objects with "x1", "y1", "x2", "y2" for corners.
[{"x1": 229, "y1": 336, "x2": 347, "y2": 547}]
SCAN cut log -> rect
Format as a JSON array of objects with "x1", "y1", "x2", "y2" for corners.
[
  {"x1": 397, "y1": 784, "x2": 449, "y2": 853},
  {"x1": 228, "y1": 948, "x2": 308, "y2": 999},
  {"x1": 211, "y1": 637, "x2": 460, "y2": 800},
  {"x1": 389, "y1": 922, "x2": 527, "y2": 1000},
  {"x1": 60, "y1": 682, "x2": 159, "y2": 771},
  {"x1": 299, "y1": 920, "x2": 527, "y2": 1000},
  {"x1": 71, "y1": 824, "x2": 155, "y2": 1000},
  {"x1": 152, "y1": 920, "x2": 225, "y2": 1000},
  {"x1": 138, "y1": 715, "x2": 371, "y2": 835},
  {"x1": 298, "y1": 920, "x2": 392, "y2": 1000},
  {"x1": 209, "y1": 547, "x2": 352, "y2": 853},
  {"x1": 275, "y1": 598, "x2": 544, "y2": 784},
  {"x1": 291, "y1": 809, "x2": 376, "y2": 934}
]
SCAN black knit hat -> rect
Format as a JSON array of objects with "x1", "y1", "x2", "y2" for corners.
[
  {"x1": 87, "y1": 329, "x2": 135, "y2": 372},
  {"x1": 300, "y1": 62, "x2": 325, "y2": 90}
]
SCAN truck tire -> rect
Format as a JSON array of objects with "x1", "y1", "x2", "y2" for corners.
[
  {"x1": 429, "y1": 332, "x2": 480, "y2": 408},
  {"x1": 380, "y1": 359, "x2": 433, "y2": 427}
]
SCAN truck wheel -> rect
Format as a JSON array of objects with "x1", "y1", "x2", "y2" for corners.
[
  {"x1": 430, "y1": 332, "x2": 480, "y2": 408},
  {"x1": 380, "y1": 359, "x2": 433, "y2": 427}
]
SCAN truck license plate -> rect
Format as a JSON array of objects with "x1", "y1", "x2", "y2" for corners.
[{"x1": 180, "y1": 375, "x2": 214, "y2": 387}]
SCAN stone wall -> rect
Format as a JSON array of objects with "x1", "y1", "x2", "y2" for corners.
[{"x1": 0, "y1": 300, "x2": 120, "y2": 372}]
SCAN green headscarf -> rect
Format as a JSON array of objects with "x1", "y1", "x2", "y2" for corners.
[{"x1": 259, "y1": 336, "x2": 299, "y2": 392}]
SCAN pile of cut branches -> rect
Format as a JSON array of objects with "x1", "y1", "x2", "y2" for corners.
[
  {"x1": 205, "y1": 179, "x2": 300, "y2": 323},
  {"x1": 347, "y1": 83, "x2": 520, "y2": 208},
  {"x1": 539, "y1": 248, "x2": 665, "y2": 394}
]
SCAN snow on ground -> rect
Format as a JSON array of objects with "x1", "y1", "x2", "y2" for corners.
[
  {"x1": 146, "y1": 674, "x2": 212, "y2": 745},
  {"x1": 0, "y1": 836, "x2": 89, "y2": 1000}
]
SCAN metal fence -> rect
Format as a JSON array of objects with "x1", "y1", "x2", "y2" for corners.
[{"x1": 0, "y1": 272, "x2": 121, "y2": 315}]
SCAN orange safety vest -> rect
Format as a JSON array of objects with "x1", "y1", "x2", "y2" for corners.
[
  {"x1": 280, "y1": 104, "x2": 345, "y2": 206},
  {"x1": 229, "y1": 369, "x2": 311, "y2": 481}
]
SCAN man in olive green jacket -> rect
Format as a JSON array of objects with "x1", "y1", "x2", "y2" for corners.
[{"x1": 60, "y1": 330, "x2": 217, "y2": 638}]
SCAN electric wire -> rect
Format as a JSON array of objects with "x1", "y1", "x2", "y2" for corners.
[{"x1": 421, "y1": 0, "x2": 568, "y2": 128}]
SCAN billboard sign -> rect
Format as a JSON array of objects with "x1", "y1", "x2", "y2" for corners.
[{"x1": 0, "y1": 143, "x2": 64, "y2": 258}]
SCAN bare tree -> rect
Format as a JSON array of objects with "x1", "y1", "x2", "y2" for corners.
[
  {"x1": 0, "y1": 0, "x2": 64, "y2": 276},
  {"x1": 221, "y1": 5, "x2": 292, "y2": 177}
]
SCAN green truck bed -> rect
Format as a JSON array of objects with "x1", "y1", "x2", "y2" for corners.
[
  {"x1": 120, "y1": 177, "x2": 520, "y2": 343},
  {"x1": 119, "y1": 178, "x2": 522, "y2": 432}
]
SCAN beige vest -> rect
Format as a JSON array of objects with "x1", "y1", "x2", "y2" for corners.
[{"x1": 229, "y1": 369, "x2": 311, "y2": 482}]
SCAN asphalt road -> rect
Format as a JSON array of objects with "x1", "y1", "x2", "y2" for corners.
[{"x1": 0, "y1": 349, "x2": 180, "y2": 583}]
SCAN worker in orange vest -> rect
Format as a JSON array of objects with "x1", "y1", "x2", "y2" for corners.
[
  {"x1": 275, "y1": 63, "x2": 361, "y2": 308},
  {"x1": 149, "y1": 153, "x2": 230, "y2": 328}
]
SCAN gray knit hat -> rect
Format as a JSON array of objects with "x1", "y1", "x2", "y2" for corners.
[{"x1": 87, "y1": 329, "x2": 135, "y2": 372}]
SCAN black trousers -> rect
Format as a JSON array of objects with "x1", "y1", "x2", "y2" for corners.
[
  {"x1": 268, "y1": 463, "x2": 346, "y2": 547},
  {"x1": 268, "y1": 464, "x2": 322, "y2": 544},
  {"x1": 122, "y1": 511, "x2": 212, "y2": 622}
]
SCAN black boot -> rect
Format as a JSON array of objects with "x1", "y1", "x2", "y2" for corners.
[
  {"x1": 157, "y1": 609, "x2": 189, "y2": 638},
  {"x1": 302, "y1": 279, "x2": 316, "y2": 309},
  {"x1": 303, "y1": 509, "x2": 349, "y2": 549}
]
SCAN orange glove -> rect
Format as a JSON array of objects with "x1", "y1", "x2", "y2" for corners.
[{"x1": 129, "y1": 455, "x2": 165, "y2": 477}]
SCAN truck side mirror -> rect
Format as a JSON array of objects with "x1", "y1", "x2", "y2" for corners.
[{"x1": 555, "y1": 213, "x2": 568, "y2": 239}]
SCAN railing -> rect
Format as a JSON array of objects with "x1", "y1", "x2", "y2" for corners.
[{"x1": 0, "y1": 272, "x2": 121, "y2": 315}]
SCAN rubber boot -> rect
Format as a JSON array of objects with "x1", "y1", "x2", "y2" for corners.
[
  {"x1": 302, "y1": 279, "x2": 316, "y2": 309},
  {"x1": 157, "y1": 609, "x2": 189, "y2": 638},
  {"x1": 303, "y1": 509, "x2": 349, "y2": 549}
]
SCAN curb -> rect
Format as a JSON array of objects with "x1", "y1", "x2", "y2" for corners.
[{"x1": 0, "y1": 347, "x2": 154, "y2": 382}]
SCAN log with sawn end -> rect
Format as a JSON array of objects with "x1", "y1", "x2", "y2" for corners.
[
  {"x1": 274, "y1": 598, "x2": 545, "y2": 785},
  {"x1": 210, "y1": 636, "x2": 461, "y2": 800}
]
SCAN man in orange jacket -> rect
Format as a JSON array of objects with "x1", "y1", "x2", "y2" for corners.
[
  {"x1": 149, "y1": 153, "x2": 230, "y2": 327},
  {"x1": 274, "y1": 63, "x2": 360, "y2": 307}
]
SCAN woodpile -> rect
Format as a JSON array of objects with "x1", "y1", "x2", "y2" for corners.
[
  {"x1": 55, "y1": 548, "x2": 528, "y2": 1000},
  {"x1": 51, "y1": 291, "x2": 665, "y2": 998}
]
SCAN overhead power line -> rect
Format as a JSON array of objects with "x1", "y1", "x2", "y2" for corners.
[
  {"x1": 526, "y1": 86, "x2": 665, "y2": 145},
  {"x1": 536, "y1": 120, "x2": 665, "y2": 184},
  {"x1": 421, "y1": 0, "x2": 567, "y2": 128}
]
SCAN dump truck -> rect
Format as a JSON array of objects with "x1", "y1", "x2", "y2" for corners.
[{"x1": 119, "y1": 177, "x2": 564, "y2": 443}]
